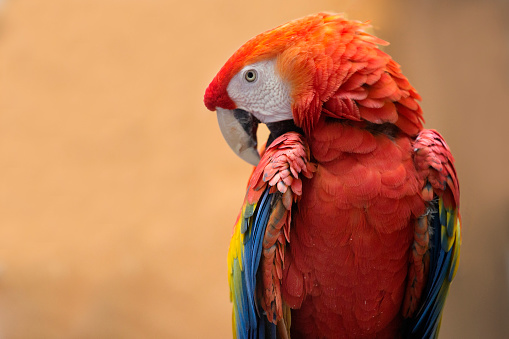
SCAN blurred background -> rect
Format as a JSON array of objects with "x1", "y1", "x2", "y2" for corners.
[{"x1": 0, "y1": 0, "x2": 507, "y2": 338}]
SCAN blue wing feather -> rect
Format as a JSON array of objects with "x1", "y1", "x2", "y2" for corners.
[
  {"x1": 231, "y1": 188, "x2": 277, "y2": 339},
  {"x1": 406, "y1": 198, "x2": 461, "y2": 338}
]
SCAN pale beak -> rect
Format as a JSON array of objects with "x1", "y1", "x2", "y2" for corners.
[{"x1": 216, "y1": 108, "x2": 260, "y2": 166}]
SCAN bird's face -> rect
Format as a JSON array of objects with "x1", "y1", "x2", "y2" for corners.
[
  {"x1": 204, "y1": 14, "x2": 325, "y2": 166},
  {"x1": 212, "y1": 58, "x2": 294, "y2": 165},
  {"x1": 225, "y1": 59, "x2": 292, "y2": 124}
]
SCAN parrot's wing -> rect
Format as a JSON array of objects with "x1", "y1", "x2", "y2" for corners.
[
  {"x1": 227, "y1": 132, "x2": 315, "y2": 339},
  {"x1": 228, "y1": 189, "x2": 276, "y2": 339},
  {"x1": 404, "y1": 129, "x2": 461, "y2": 338}
]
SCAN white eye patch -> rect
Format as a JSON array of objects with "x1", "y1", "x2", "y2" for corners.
[{"x1": 226, "y1": 59, "x2": 293, "y2": 123}]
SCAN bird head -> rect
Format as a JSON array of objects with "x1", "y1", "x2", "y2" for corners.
[{"x1": 204, "y1": 13, "x2": 422, "y2": 165}]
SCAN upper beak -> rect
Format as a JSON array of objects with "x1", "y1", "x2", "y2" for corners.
[{"x1": 216, "y1": 108, "x2": 260, "y2": 166}]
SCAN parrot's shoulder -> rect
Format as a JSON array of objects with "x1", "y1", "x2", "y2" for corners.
[{"x1": 413, "y1": 129, "x2": 459, "y2": 207}]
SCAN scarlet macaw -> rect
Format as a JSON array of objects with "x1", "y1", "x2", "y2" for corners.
[{"x1": 204, "y1": 13, "x2": 460, "y2": 339}]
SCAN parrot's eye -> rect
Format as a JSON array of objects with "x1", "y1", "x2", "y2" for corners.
[{"x1": 244, "y1": 69, "x2": 258, "y2": 82}]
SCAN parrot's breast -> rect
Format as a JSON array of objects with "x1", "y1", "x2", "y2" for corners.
[{"x1": 282, "y1": 119, "x2": 426, "y2": 338}]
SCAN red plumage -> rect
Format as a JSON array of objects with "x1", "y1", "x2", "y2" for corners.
[{"x1": 282, "y1": 120, "x2": 425, "y2": 338}]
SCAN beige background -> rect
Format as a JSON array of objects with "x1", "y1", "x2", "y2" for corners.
[{"x1": 0, "y1": 0, "x2": 508, "y2": 338}]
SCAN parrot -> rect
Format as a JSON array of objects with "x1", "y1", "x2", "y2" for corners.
[{"x1": 204, "y1": 13, "x2": 460, "y2": 339}]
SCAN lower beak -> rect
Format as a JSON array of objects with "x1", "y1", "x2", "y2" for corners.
[{"x1": 216, "y1": 108, "x2": 260, "y2": 166}]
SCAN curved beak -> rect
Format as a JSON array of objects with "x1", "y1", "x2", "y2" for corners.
[{"x1": 216, "y1": 108, "x2": 260, "y2": 166}]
